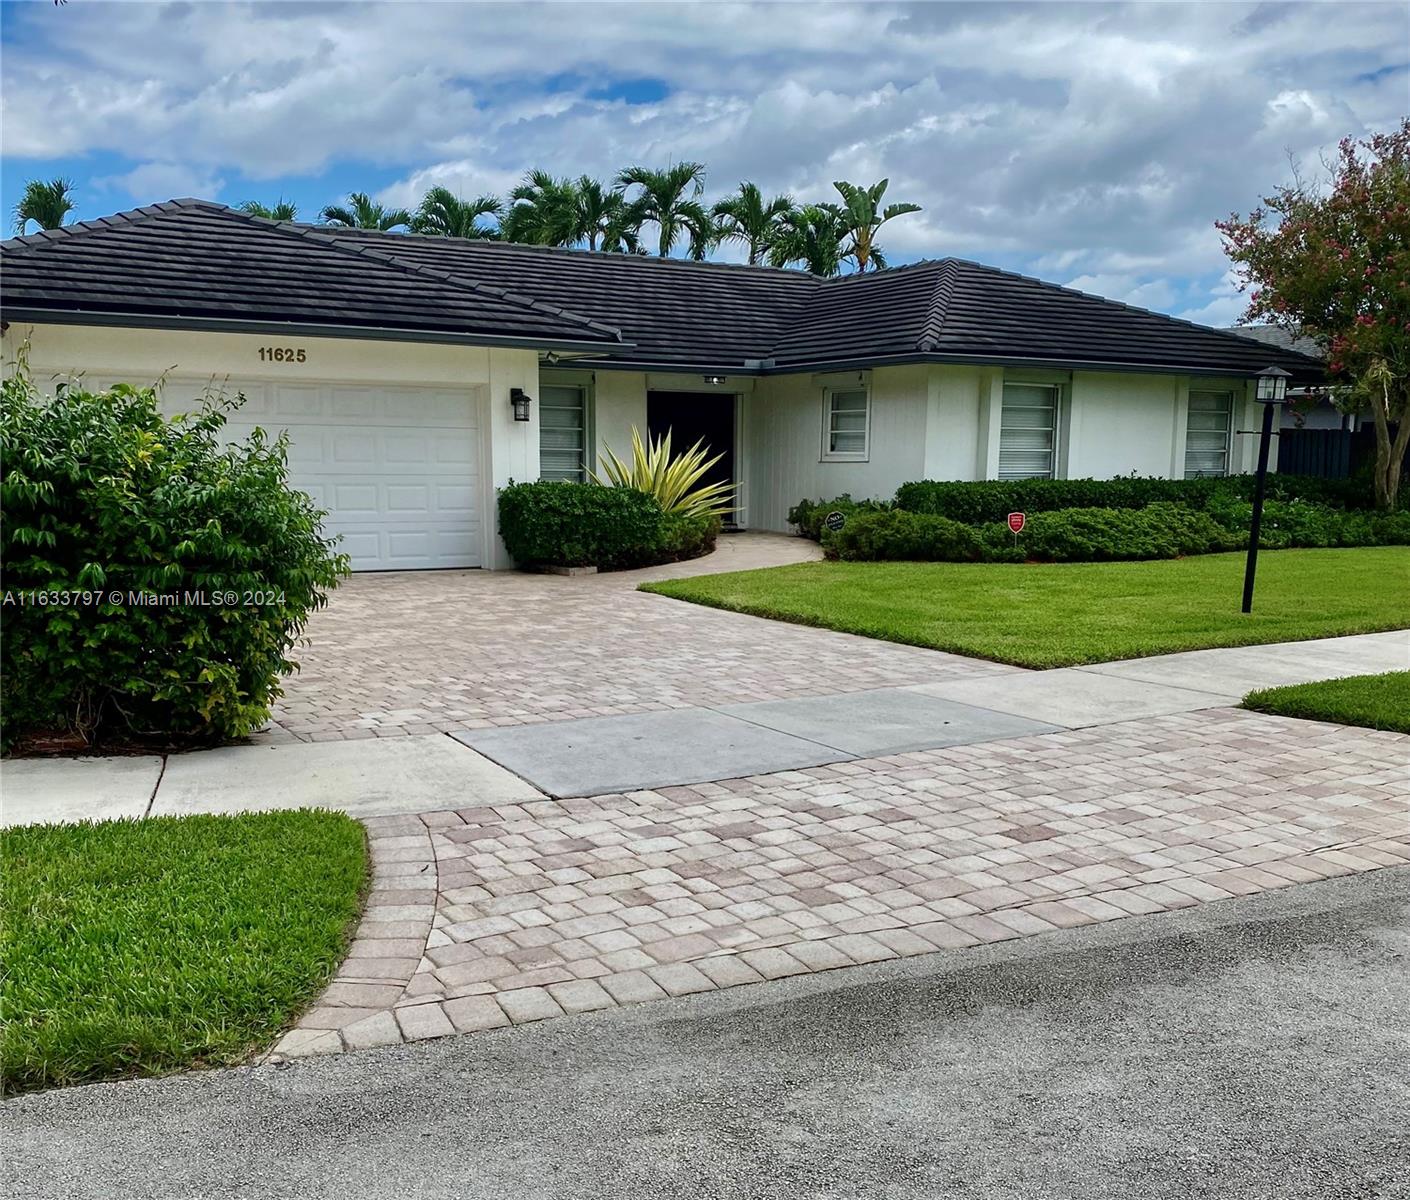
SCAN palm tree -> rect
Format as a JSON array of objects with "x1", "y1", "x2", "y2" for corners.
[
  {"x1": 831, "y1": 179, "x2": 922, "y2": 272},
  {"x1": 13, "y1": 177, "x2": 76, "y2": 234},
  {"x1": 500, "y1": 170, "x2": 581, "y2": 246},
  {"x1": 573, "y1": 176, "x2": 638, "y2": 253},
  {"x1": 767, "y1": 205, "x2": 847, "y2": 276},
  {"x1": 411, "y1": 186, "x2": 501, "y2": 238},
  {"x1": 616, "y1": 162, "x2": 715, "y2": 258},
  {"x1": 319, "y1": 192, "x2": 412, "y2": 231},
  {"x1": 713, "y1": 183, "x2": 796, "y2": 266},
  {"x1": 238, "y1": 199, "x2": 298, "y2": 221}
]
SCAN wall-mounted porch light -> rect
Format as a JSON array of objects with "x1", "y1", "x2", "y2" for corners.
[
  {"x1": 510, "y1": 387, "x2": 533, "y2": 422},
  {"x1": 702, "y1": 374, "x2": 727, "y2": 386}
]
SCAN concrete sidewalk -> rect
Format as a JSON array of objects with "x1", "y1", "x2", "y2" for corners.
[
  {"x1": 2, "y1": 630, "x2": 1404, "y2": 824},
  {"x1": 6, "y1": 868, "x2": 1407, "y2": 1200}
]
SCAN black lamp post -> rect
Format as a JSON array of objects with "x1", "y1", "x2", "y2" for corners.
[{"x1": 1241, "y1": 366, "x2": 1292, "y2": 614}]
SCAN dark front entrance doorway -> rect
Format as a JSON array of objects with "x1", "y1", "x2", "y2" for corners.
[{"x1": 647, "y1": 390, "x2": 736, "y2": 515}]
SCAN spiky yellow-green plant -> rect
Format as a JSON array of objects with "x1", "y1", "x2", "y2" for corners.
[{"x1": 591, "y1": 427, "x2": 735, "y2": 519}]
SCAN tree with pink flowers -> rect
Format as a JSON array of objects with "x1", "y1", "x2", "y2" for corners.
[{"x1": 1219, "y1": 119, "x2": 1410, "y2": 510}]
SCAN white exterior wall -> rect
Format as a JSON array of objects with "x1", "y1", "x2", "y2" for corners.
[
  {"x1": 747, "y1": 364, "x2": 931, "y2": 532},
  {"x1": 2, "y1": 322, "x2": 539, "y2": 568},
  {"x1": 1065, "y1": 371, "x2": 1183, "y2": 479}
]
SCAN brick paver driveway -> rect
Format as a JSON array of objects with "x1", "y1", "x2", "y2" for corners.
[
  {"x1": 274, "y1": 707, "x2": 1408, "y2": 1057},
  {"x1": 273, "y1": 533, "x2": 1012, "y2": 742}
]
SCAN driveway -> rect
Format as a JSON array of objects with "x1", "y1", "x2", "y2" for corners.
[
  {"x1": 7, "y1": 869, "x2": 1407, "y2": 1200},
  {"x1": 271, "y1": 533, "x2": 1013, "y2": 742}
]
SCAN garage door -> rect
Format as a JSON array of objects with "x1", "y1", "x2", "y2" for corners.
[{"x1": 162, "y1": 379, "x2": 482, "y2": 571}]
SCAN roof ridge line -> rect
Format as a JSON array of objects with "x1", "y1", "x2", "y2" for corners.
[
  {"x1": 952, "y1": 258, "x2": 1325, "y2": 365},
  {"x1": 318, "y1": 224, "x2": 827, "y2": 281},
  {"x1": 0, "y1": 198, "x2": 209, "y2": 252},
  {"x1": 209, "y1": 204, "x2": 625, "y2": 344},
  {"x1": 917, "y1": 259, "x2": 960, "y2": 352}
]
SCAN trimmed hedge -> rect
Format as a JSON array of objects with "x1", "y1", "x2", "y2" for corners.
[
  {"x1": 498, "y1": 481, "x2": 719, "y2": 570},
  {"x1": 892, "y1": 474, "x2": 1373, "y2": 525},
  {"x1": 823, "y1": 500, "x2": 1409, "y2": 563},
  {"x1": 825, "y1": 509, "x2": 987, "y2": 562}
]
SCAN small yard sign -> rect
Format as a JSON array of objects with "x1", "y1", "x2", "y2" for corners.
[
  {"x1": 824, "y1": 510, "x2": 847, "y2": 533},
  {"x1": 1007, "y1": 512, "x2": 1026, "y2": 534}
]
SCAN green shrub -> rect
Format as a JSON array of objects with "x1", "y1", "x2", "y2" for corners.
[
  {"x1": 659, "y1": 511, "x2": 722, "y2": 562},
  {"x1": 893, "y1": 474, "x2": 1374, "y2": 524},
  {"x1": 498, "y1": 481, "x2": 664, "y2": 569},
  {"x1": 788, "y1": 494, "x2": 891, "y2": 541},
  {"x1": 1, "y1": 375, "x2": 348, "y2": 750},
  {"x1": 1204, "y1": 495, "x2": 1410, "y2": 549},
  {"x1": 998, "y1": 503, "x2": 1241, "y2": 562},
  {"x1": 824, "y1": 509, "x2": 994, "y2": 562}
]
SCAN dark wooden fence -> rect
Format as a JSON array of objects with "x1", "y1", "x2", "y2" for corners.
[
  {"x1": 1277, "y1": 428, "x2": 1353, "y2": 478},
  {"x1": 1278, "y1": 425, "x2": 1406, "y2": 480}
]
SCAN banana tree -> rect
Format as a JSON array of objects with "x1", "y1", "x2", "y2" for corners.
[{"x1": 831, "y1": 179, "x2": 922, "y2": 271}]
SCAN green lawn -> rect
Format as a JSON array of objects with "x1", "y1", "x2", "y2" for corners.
[
  {"x1": 1243, "y1": 671, "x2": 1410, "y2": 733},
  {"x1": 1, "y1": 810, "x2": 367, "y2": 1095},
  {"x1": 642, "y1": 547, "x2": 1410, "y2": 668}
]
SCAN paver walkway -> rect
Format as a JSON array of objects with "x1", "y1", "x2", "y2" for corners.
[
  {"x1": 270, "y1": 533, "x2": 1015, "y2": 743},
  {"x1": 272, "y1": 706, "x2": 1409, "y2": 1058}
]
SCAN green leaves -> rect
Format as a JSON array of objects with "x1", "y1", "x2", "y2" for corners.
[
  {"x1": 591, "y1": 426, "x2": 736, "y2": 520},
  {"x1": 0, "y1": 371, "x2": 349, "y2": 749}
]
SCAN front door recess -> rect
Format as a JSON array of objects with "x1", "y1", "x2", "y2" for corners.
[{"x1": 647, "y1": 390, "x2": 736, "y2": 513}]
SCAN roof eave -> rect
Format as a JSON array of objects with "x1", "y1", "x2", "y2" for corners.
[{"x1": 0, "y1": 307, "x2": 628, "y2": 355}]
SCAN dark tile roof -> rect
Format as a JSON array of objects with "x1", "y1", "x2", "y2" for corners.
[
  {"x1": 319, "y1": 228, "x2": 815, "y2": 370},
  {"x1": 772, "y1": 258, "x2": 1324, "y2": 377},
  {"x1": 1220, "y1": 325, "x2": 1325, "y2": 360},
  {"x1": 0, "y1": 200, "x2": 623, "y2": 350},
  {"x1": 0, "y1": 199, "x2": 1324, "y2": 380}
]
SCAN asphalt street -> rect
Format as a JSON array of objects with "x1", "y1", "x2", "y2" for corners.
[{"x1": 5, "y1": 868, "x2": 1408, "y2": 1200}]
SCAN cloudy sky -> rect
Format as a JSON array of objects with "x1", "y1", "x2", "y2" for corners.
[{"x1": 3, "y1": 0, "x2": 1406, "y2": 324}]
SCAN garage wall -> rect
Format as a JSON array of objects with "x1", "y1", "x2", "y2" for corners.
[{"x1": 3, "y1": 322, "x2": 539, "y2": 569}]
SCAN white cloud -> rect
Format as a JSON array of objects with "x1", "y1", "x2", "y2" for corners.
[
  {"x1": 4, "y1": 0, "x2": 1406, "y2": 316},
  {"x1": 94, "y1": 161, "x2": 225, "y2": 202}
]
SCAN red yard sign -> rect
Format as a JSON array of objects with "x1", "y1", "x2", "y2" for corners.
[{"x1": 1007, "y1": 512, "x2": 1026, "y2": 534}]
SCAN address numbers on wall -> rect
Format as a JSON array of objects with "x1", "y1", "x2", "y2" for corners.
[{"x1": 258, "y1": 347, "x2": 307, "y2": 363}]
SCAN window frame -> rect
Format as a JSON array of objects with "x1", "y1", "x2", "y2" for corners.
[
  {"x1": 820, "y1": 384, "x2": 871, "y2": 463},
  {"x1": 1183, "y1": 388, "x2": 1235, "y2": 479},
  {"x1": 537, "y1": 376, "x2": 593, "y2": 484},
  {"x1": 998, "y1": 380, "x2": 1064, "y2": 481}
]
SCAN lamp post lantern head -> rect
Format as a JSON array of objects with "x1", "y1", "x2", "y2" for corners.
[
  {"x1": 1255, "y1": 366, "x2": 1292, "y2": 404},
  {"x1": 510, "y1": 387, "x2": 533, "y2": 422}
]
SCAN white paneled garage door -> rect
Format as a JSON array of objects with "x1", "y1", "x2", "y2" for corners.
[{"x1": 160, "y1": 379, "x2": 483, "y2": 571}]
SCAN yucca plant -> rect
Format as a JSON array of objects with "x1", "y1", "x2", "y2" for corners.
[{"x1": 591, "y1": 427, "x2": 736, "y2": 519}]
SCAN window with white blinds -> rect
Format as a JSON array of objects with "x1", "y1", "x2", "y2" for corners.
[
  {"x1": 1184, "y1": 390, "x2": 1233, "y2": 478},
  {"x1": 823, "y1": 387, "x2": 870, "y2": 460},
  {"x1": 999, "y1": 383, "x2": 1060, "y2": 480},
  {"x1": 539, "y1": 383, "x2": 588, "y2": 482}
]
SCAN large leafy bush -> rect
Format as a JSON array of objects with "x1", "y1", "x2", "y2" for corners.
[{"x1": 1, "y1": 375, "x2": 348, "y2": 749}]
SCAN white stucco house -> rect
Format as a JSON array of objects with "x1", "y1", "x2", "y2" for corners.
[{"x1": 1, "y1": 199, "x2": 1322, "y2": 571}]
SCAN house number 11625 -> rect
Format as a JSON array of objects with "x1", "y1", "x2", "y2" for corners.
[{"x1": 259, "y1": 347, "x2": 307, "y2": 363}]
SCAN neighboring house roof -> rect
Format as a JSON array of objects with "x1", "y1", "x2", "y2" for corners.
[
  {"x1": 1220, "y1": 325, "x2": 1325, "y2": 360},
  {"x1": 0, "y1": 198, "x2": 1324, "y2": 380}
]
